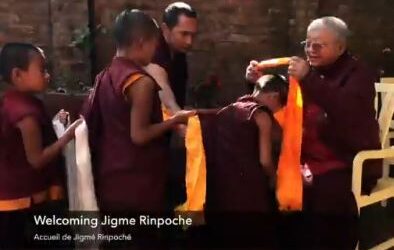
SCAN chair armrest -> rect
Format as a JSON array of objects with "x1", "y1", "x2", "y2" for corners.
[{"x1": 352, "y1": 147, "x2": 394, "y2": 196}]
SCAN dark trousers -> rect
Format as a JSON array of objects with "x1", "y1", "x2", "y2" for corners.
[
  {"x1": 279, "y1": 168, "x2": 359, "y2": 250},
  {"x1": 0, "y1": 209, "x2": 28, "y2": 249},
  {"x1": 203, "y1": 212, "x2": 279, "y2": 250},
  {"x1": 0, "y1": 200, "x2": 71, "y2": 250}
]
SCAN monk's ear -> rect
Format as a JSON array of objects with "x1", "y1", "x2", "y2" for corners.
[
  {"x1": 269, "y1": 92, "x2": 281, "y2": 102},
  {"x1": 136, "y1": 37, "x2": 145, "y2": 49},
  {"x1": 269, "y1": 92, "x2": 279, "y2": 99},
  {"x1": 11, "y1": 67, "x2": 23, "y2": 84},
  {"x1": 337, "y1": 41, "x2": 346, "y2": 54},
  {"x1": 161, "y1": 23, "x2": 170, "y2": 35}
]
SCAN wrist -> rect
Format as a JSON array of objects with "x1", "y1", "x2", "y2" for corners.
[
  {"x1": 300, "y1": 65, "x2": 313, "y2": 80},
  {"x1": 57, "y1": 136, "x2": 68, "y2": 150},
  {"x1": 168, "y1": 116, "x2": 179, "y2": 126},
  {"x1": 248, "y1": 75, "x2": 260, "y2": 84},
  {"x1": 60, "y1": 131, "x2": 72, "y2": 146}
]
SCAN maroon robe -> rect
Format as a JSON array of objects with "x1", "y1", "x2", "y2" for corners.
[
  {"x1": 283, "y1": 52, "x2": 380, "y2": 250},
  {"x1": 152, "y1": 33, "x2": 189, "y2": 209},
  {"x1": 0, "y1": 90, "x2": 64, "y2": 200},
  {"x1": 301, "y1": 52, "x2": 381, "y2": 193},
  {"x1": 201, "y1": 96, "x2": 282, "y2": 213},
  {"x1": 86, "y1": 57, "x2": 170, "y2": 212},
  {"x1": 198, "y1": 96, "x2": 281, "y2": 249}
]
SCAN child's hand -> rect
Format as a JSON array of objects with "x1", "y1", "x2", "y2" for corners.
[
  {"x1": 63, "y1": 118, "x2": 83, "y2": 141},
  {"x1": 55, "y1": 109, "x2": 70, "y2": 127},
  {"x1": 172, "y1": 110, "x2": 196, "y2": 124}
]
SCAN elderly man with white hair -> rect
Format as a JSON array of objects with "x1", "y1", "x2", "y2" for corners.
[{"x1": 247, "y1": 16, "x2": 381, "y2": 249}]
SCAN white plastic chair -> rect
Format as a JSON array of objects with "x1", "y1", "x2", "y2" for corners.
[
  {"x1": 380, "y1": 78, "x2": 394, "y2": 130},
  {"x1": 353, "y1": 82, "x2": 394, "y2": 250},
  {"x1": 374, "y1": 83, "x2": 394, "y2": 197},
  {"x1": 380, "y1": 77, "x2": 394, "y2": 84}
]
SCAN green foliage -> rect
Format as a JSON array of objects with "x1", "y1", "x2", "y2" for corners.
[{"x1": 70, "y1": 25, "x2": 108, "y2": 54}]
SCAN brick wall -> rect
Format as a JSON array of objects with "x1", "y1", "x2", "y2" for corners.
[
  {"x1": 0, "y1": 0, "x2": 91, "y2": 91},
  {"x1": 92, "y1": 0, "x2": 394, "y2": 105},
  {"x1": 93, "y1": 0, "x2": 295, "y2": 105},
  {"x1": 316, "y1": 0, "x2": 394, "y2": 76},
  {"x1": 49, "y1": 0, "x2": 91, "y2": 91},
  {"x1": 0, "y1": 0, "x2": 393, "y2": 104}
]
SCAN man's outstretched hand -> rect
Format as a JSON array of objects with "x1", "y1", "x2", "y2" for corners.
[{"x1": 245, "y1": 60, "x2": 263, "y2": 83}]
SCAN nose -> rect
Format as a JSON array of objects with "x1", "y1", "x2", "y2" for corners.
[
  {"x1": 305, "y1": 47, "x2": 317, "y2": 56},
  {"x1": 305, "y1": 45, "x2": 313, "y2": 53},
  {"x1": 185, "y1": 35, "x2": 193, "y2": 47}
]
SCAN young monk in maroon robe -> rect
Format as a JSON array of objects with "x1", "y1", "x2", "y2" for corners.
[
  {"x1": 83, "y1": 10, "x2": 195, "y2": 213},
  {"x1": 81, "y1": 10, "x2": 195, "y2": 249},
  {"x1": 0, "y1": 43, "x2": 81, "y2": 248},
  {"x1": 198, "y1": 74, "x2": 287, "y2": 249}
]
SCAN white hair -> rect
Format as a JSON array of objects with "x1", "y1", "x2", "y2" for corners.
[{"x1": 307, "y1": 16, "x2": 350, "y2": 43}]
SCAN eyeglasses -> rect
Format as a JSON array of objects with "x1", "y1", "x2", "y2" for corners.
[{"x1": 301, "y1": 40, "x2": 329, "y2": 51}]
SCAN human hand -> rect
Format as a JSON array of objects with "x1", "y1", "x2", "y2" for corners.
[
  {"x1": 245, "y1": 60, "x2": 263, "y2": 83},
  {"x1": 288, "y1": 57, "x2": 310, "y2": 81}
]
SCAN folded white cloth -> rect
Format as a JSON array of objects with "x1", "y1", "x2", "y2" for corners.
[{"x1": 53, "y1": 117, "x2": 101, "y2": 250}]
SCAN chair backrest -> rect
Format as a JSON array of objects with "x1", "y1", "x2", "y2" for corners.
[
  {"x1": 375, "y1": 83, "x2": 394, "y2": 147},
  {"x1": 380, "y1": 77, "x2": 394, "y2": 83},
  {"x1": 380, "y1": 77, "x2": 394, "y2": 130}
]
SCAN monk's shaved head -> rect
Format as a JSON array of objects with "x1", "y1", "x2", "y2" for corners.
[
  {"x1": 254, "y1": 74, "x2": 289, "y2": 106},
  {"x1": 113, "y1": 9, "x2": 159, "y2": 48}
]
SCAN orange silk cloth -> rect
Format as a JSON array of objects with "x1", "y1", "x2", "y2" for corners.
[
  {"x1": 162, "y1": 107, "x2": 206, "y2": 212},
  {"x1": 257, "y1": 57, "x2": 291, "y2": 70},
  {"x1": 177, "y1": 116, "x2": 207, "y2": 212},
  {"x1": 274, "y1": 108, "x2": 285, "y2": 128},
  {"x1": 276, "y1": 76, "x2": 303, "y2": 211},
  {"x1": 162, "y1": 58, "x2": 303, "y2": 213}
]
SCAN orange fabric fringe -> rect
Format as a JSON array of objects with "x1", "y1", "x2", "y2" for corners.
[{"x1": 276, "y1": 76, "x2": 303, "y2": 211}]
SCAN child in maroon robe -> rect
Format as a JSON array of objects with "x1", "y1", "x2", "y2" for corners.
[
  {"x1": 199, "y1": 74, "x2": 288, "y2": 249},
  {"x1": 82, "y1": 9, "x2": 195, "y2": 249},
  {"x1": 84, "y1": 8, "x2": 195, "y2": 212},
  {"x1": 0, "y1": 43, "x2": 81, "y2": 248}
]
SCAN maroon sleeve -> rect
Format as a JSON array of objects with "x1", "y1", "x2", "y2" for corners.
[
  {"x1": 301, "y1": 66, "x2": 376, "y2": 121},
  {"x1": 300, "y1": 65, "x2": 379, "y2": 153},
  {"x1": 4, "y1": 94, "x2": 41, "y2": 125},
  {"x1": 301, "y1": 65, "x2": 381, "y2": 194}
]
